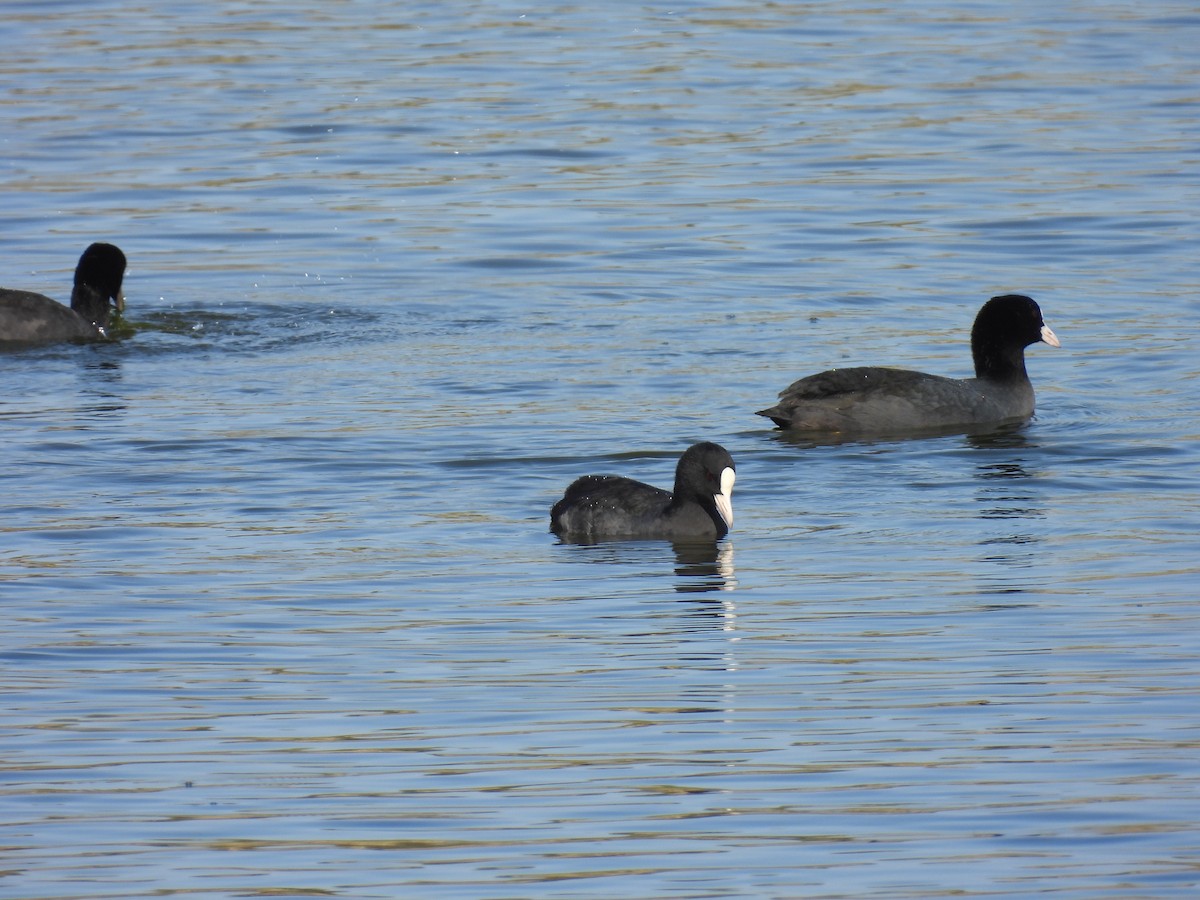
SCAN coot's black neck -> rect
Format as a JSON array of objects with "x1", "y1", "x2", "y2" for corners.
[
  {"x1": 70, "y1": 284, "x2": 112, "y2": 330},
  {"x1": 701, "y1": 496, "x2": 729, "y2": 538},
  {"x1": 972, "y1": 338, "x2": 1028, "y2": 383},
  {"x1": 667, "y1": 492, "x2": 728, "y2": 539}
]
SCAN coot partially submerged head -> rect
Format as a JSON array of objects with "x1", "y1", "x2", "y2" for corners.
[
  {"x1": 551, "y1": 442, "x2": 736, "y2": 541},
  {"x1": 0, "y1": 243, "x2": 127, "y2": 345},
  {"x1": 756, "y1": 294, "x2": 1059, "y2": 435}
]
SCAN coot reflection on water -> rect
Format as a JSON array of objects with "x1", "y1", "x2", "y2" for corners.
[
  {"x1": 757, "y1": 294, "x2": 1060, "y2": 435},
  {"x1": 551, "y1": 442, "x2": 735, "y2": 542},
  {"x1": 0, "y1": 243, "x2": 127, "y2": 345}
]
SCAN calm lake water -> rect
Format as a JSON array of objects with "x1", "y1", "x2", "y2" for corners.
[{"x1": 3, "y1": 1, "x2": 1199, "y2": 898}]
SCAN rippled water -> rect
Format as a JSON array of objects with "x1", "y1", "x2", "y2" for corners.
[{"x1": 3, "y1": 1, "x2": 1199, "y2": 898}]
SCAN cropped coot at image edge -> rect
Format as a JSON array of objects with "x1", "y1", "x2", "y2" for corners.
[{"x1": 0, "y1": 243, "x2": 128, "y2": 345}]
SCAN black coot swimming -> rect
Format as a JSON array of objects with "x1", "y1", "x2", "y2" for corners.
[
  {"x1": 0, "y1": 243, "x2": 127, "y2": 345},
  {"x1": 551, "y1": 442, "x2": 736, "y2": 541},
  {"x1": 757, "y1": 294, "x2": 1060, "y2": 434}
]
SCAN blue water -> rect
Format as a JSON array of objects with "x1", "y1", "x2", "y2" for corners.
[{"x1": 3, "y1": 2, "x2": 1199, "y2": 898}]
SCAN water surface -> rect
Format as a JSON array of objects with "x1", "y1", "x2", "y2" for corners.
[{"x1": 3, "y1": 1, "x2": 1199, "y2": 898}]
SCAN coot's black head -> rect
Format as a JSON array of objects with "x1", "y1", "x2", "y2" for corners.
[
  {"x1": 70, "y1": 242, "x2": 127, "y2": 329},
  {"x1": 970, "y1": 294, "x2": 1059, "y2": 379},
  {"x1": 674, "y1": 441, "x2": 737, "y2": 533}
]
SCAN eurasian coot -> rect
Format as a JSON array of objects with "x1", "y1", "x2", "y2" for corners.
[
  {"x1": 0, "y1": 243, "x2": 127, "y2": 345},
  {"x1": 551, "y1": 442, "x2": 736, "y2": 541},
  {"x1": 757, "y1": 294, "x2": 1059, "y2": 434}
]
